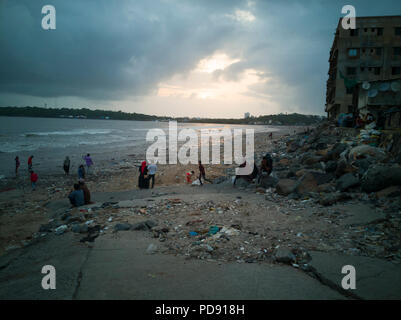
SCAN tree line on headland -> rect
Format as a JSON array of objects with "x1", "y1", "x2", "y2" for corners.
[{"x1": 0, "y1": 106, "x2": 325, "y2": 126}]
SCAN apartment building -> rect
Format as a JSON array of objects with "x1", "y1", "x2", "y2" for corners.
[{"x1": 326, "y1": 16, "x2": 401, "y2": 119}]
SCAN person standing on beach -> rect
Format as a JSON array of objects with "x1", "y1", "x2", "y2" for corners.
[
  {"x1": 63, "y1": 156, "x2": 70, "y2": 175},
  {"x1": 138, "y1": 161, "x2": 149, "y2": 189},
  {"x1": 198, "y1": 160, "x2": 212, "y2": 186},
  {"x1": 15, "y1": 156, "x2": 20, "y2": 176},
  {"x1": 78, "y1": 179, "x2": 92, "y2": 204},
  {"x1": 83, "y1": 154, "x2": 93, "y2": 174},
  {"x1": 78, "y1": 164, "x2": 86, "y2": 180},
  {"x1": 30, "y1": 170, "x2": 38, "y2": 191},
  {"x1": 28, "y1": 155, "x2": 33, "y2": 172},
  {"x1": 269, "y1": 132, "x2": 273, "y2": 140},
  {"x1": 147, "y1": 162, "x2": 157, "y2": 189}
]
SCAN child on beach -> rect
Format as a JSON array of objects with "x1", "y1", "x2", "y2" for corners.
[
  {"x1": 78, "y1": 165, "x2": 86, "y2": 180},
  {"x1": 186, "y1": 171, "x2": 195, "y2": 184},
  {"x1": 30, "y1": 171, "x2": 38, "y2": 191},
  {"x1": 83, "y1": 154, "x2": 93, "y2": 174}
]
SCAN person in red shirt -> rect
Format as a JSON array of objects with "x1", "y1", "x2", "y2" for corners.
[
  {"x1": 28, "y1": 155, "x2": 34, "y2": 172},
  {"x1": 30, "y1": 171, "x2": 38, "y2": 191},
  {"x1": 186, "y1": 171, "x2": 195, "y2": 183}
]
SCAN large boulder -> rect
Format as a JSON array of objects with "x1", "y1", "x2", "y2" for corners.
[
  {"x1": 336, "y1": 173, "x2": 360, "y2": 191},
  {"x1": 349, "y1": 145, "x2": 386, "y2": 161},
  {"x1": 294, "y1": 172, "x2": 318, "y2": 194},
  {"x1": 324, "y1": 143, "x2": 348, "y2": 161},
  {"x1": 259, "y1": 175, "x2": 279, "y2": 188},
  {"x1": 275, "y1": 179, "x2": 297, "y2": 196},
  {"x1": 361, "y1": 165, "x2": 401, "y2": 192}
]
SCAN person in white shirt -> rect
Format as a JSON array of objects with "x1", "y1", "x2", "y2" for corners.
[{"x1": 147, "y1": 162, "x2": 157, "y2": 188}]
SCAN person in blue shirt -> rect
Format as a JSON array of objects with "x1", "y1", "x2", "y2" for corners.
[{"x1": 68, "y1": 183, "x2": 85, "y2": 207}]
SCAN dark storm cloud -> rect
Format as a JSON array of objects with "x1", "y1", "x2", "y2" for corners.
[{"x1": 1, "y1": 0, "x2": 401, "y2": 114}]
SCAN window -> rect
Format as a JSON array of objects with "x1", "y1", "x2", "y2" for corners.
[
  {"x1": 393, "y1": 47, "x2": 401, "y2": 55},
  {"x1": 360, "y1": 67, "x2": 365, "y2": 72},
  {"x1": 364, "y1": 28, "x2": 368, "y2": 32},
  {"x1": 373, "y1": 67, "x2": 381, "y2": 75},
  {"x1": 376, "y1": 48, "x2": 382, "y2": 56},
  {"x1": 350, "y1": 29, "x2": 359, "y2": 36},
  {"x1": 377, "y1": 28, "x2": 383, "y2": 36},
  {"x1": 347, "y1": 67, "x2": 357, "y2": 75},
  {"x1": 395, "y1": 27, "x2": 401, "y2": 36},
  {"x1": 348, "y1": 48, "x2": 359, "y2": 57},
  {"x1": 392, "y1": 67, "x2": 401, "y2": 75}
]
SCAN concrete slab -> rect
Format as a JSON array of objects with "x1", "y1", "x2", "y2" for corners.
[{"x1": 308, "y1": 251, "x2": 401, "y2": 299}]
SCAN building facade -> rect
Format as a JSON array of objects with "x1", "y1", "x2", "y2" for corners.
[{"x1": 326, "y1": 16, "x2": 401, "y2": 119}]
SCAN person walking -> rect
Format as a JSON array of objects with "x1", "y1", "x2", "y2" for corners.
[
  {"x1": 15, "y1": 156, "x2": 20, "y2": 176},
  {"x1": 63, "y1": 156, "x2": 70, "y2": 175},
  {"x1": 198, "y1": 160, "x2": 212, "y2": 186},
  {"x1": 27, "y1": 155, "x2": 34, "y2": 172},
  {"x1": 147, "y1": 162, "x2": 157, "y2": 189},
  {"x1": 30, "y1": 170, "x2": 38, "y2": 191},
  {"x1": 83, "y1": 154, "x2": 93, "y2": 174}
]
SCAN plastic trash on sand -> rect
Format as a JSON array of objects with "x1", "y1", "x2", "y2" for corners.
[{"x1": 192, "y1": 179, "x2": 201, "y2": 186}]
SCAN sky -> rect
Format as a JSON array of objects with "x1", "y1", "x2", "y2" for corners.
[{"x1": 1, "y1": 0, "x2": 401, "y2": 118}]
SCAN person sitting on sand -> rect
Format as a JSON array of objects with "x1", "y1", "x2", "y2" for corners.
[
  {"x1": 258, "y1": 154, "x2": 273, "y2": 183},
  {"x1": 78, "y1": 179, "x2": 92, "y2": 204},
  {"x1": 83, "y1": 154, "x2": 93, "y2": 174},
  {"x1": 30, "y1": 170, "x2": 38, "y2": 191},
  {"x1": 78, "y1": 165, "x2": 85, "y2": 180},
  {"x1": 68, "y1": 183, "x2": 85, "y2": 207},
  {"x1": 63, "y1": 156, "x2": 70, "y2": 175},
  {"x1": 138, "y1": 161, "x2": 149, "y2": 189}
]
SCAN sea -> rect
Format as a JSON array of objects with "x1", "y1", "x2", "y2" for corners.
[{"x1": 0, "y1": 116, "x2": 278, "y2": 177}]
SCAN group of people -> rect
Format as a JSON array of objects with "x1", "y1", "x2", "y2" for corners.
[
  {"x1": 14, "y1": 153, "x2": 94, "y2": 191},
  {"x1": 138, "y1": 161, "x2": 157, "y2": 189},
  {"x1": 68, "y1": 179, "x2": 92, "y2": 207},
  {"x1": 185, "y1": 161, "x2": 213, "y2": 185},
  {"x1": 233, "y1": 153, "x2": 273, "y2": 186}
]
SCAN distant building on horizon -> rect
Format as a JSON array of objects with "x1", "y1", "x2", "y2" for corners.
[
  {"x1": 244, "y1": 112, "x2": 250, "y2": 119},
  {"x1": 325, "y1": 15, "x2": 401, "y2": 119}
]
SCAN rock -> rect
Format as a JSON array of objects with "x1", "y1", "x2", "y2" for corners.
[
  {"x1": 336, "y1": 173, "x2": 360, "y2": 191},
  {"x1": 325, "y1": 160, "x2": 337, "y2": 173},
  {"x1": 275, "y1": 179, "x2": 297, "y2": 196},
  {"x1": 278, "y1": 158, "x2": 290, "y2": 166},
  {"x1": 302, "y1": 155, "x2": 321, "y2": 166},
  {"x1": 71, "y1": 224, "x2": 89, "y2": 233},
  {"x1": 349, "y1": 145, "x2": 386, "y2": 161},
  {"x1": 354, "y1": 158, "x2": 371, "y2": 175},
  {"x1": 319, "y1": 192, "x2": 352, "y2": 206},
  {"x1": 146, "y1": 244, "x2": 158, "y2": 254},
  {"x1": 258, "y1": 175, "x2": 278, "y2": 188},
  {"x1": 131, "y1": 220, "x2": 158, "y2": 231},
  {"x1": 55, "y1": 225, "x2": 68, "y2": 235},
  {"x1": 273, "y1": 248, "x2": 296, "y2": 264},
  {"x1": 361, "y1": 165, "x2": 401, "y2": 192},
  {"x1": 317, "y1": 183, "x2": 334, "y2": 193},
  {"x1": 325, "y1": 143, "x2": 347, "y2": 161},
  {"x1": 114, "y1": 223, "x2": 132, "y2": 231},
  {"x1": 294, "y1": 173, "x2": 318, "y2": 194},
  {"x1": 376, "y1": 186, "x2": 401, "y2": 198},
  {"x1": 39, "y1": 223, "x2": 54, "y2": 233}
]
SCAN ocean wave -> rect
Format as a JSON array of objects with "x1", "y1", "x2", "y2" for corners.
[{"x1": 22, "y1": 129, "x2": 113, "y2": 137}]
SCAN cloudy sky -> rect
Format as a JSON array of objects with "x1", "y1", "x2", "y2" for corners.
[{"x1": 1, "y1": 0, "x2": 400, "y2": 118}]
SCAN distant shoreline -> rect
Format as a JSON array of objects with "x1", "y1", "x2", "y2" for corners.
[{"x1": 0, "y1": 106, "x2": 324, "y2": 126}]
